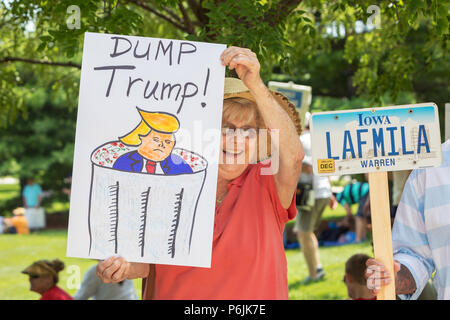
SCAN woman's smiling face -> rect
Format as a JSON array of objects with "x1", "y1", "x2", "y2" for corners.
[
  {"x1": 138, "y1": 130, "x2": 175, "y2": 162},
  {"x1": 218, "y1": 98, "x2": 259, "y2": 181}
]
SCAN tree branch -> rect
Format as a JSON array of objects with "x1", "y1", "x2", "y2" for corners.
[
  {"x1": 185, "y1": 0, "x2": 208, "y2": 26},
  {"x1": 178, "y1": 0, "x2": 195, "y2": 35},
  {"x1": 126, "y1": 0, "x2": 193, "y2": 34},
  {"x1": 159, "y1": 4, "x2": 183, "y2": 24},
  {"x1": 264, "y1": 0, "x2": 303, "y2": 26},
  {"x1": 0, "y1": 57, "x2": 81, "y2": 69}
]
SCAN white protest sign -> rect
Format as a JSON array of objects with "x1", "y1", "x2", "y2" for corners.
[
  {"x1": 311, "y1": 103, "x2": 442, "y2": 176},
  {"x1": 67, "y1": 32, "x2": 226, "y2": 268}
]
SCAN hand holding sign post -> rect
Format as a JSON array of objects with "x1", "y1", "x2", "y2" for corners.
[{"x1": 311, "y1": 103, "x2": 442, "y2": 299}]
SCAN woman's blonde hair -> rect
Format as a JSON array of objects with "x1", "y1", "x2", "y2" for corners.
[{"x1": 222, "y1": 98, "x2": 262, "y2": 128}]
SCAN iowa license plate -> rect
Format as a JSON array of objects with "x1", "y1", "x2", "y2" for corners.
[{"x1": 310, "y1": 103, "x2": 442, "y2": 176}]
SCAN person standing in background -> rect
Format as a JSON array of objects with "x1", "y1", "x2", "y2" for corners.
[
  {"x1": 22, "y1": 178, "x2": 45, "y2": 231},
  {"x1": 295, "y1": 112, "x2": 334, "y2": 283},
  {"x1": 22, "y1": 178, "x2": 42, "y2": 208}
]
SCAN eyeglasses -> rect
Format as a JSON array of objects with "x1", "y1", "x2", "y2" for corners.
[
  {"x1": 221, "y1": 126, "x2": 258, "y2": 139},
  {"x1": 29, "y1": 275, "x2": 40, "y2": 279}
]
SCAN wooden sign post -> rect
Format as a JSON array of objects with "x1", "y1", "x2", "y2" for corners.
[
  {"x1": 310, "y1": 103, "x2": 442, "y2": 300},
  {"x1": 368, "y1": 171, "x2": 395, "y2": 300}
]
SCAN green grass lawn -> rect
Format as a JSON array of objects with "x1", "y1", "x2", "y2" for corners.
[
  {"x1": 0, "y1": 230, "x2": 142, "y2": 300},
  {"x1": 0, "y1": 229, "x2": 372, "y2": 300}
]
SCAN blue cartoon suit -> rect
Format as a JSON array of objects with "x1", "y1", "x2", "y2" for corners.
[{"x1": 112, "y1": 150, "x2": 193, "y2": 175}]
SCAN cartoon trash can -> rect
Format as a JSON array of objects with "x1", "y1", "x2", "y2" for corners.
[{"x1": 87, "y1": 110, "x2": 208, "y2": 263}]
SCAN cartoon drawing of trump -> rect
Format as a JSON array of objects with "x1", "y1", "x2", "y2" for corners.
[
  {"x1": 112, "y1": 108, "x2": 193, "y2": 175},
  {"x1": 87, "y1": 106, "x2": 208, "y2": 260}
]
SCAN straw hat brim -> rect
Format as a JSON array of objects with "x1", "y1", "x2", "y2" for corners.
[
  {"x1": 223, "y1": 78, "x2": 302, "y2": 136},
  {"x1": 13, "y1": 207, "x2": 25, "y2": 215},
  {"x1": 223, "y1": 78, "x2": 302, "y2": 162}
]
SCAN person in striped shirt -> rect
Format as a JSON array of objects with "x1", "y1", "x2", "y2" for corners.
[
  {"x1": 335, "y1": 180, "x2": 370, "y2": 242},
  {"x1": 365, "y1": 139, "x2": 450, "y2": 300}
]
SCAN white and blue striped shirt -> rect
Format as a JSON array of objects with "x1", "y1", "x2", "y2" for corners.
[{"x1": 393, "y1": 139, "x2": 450, "y2": 300}]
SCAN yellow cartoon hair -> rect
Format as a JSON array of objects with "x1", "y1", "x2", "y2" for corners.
[{"x1": 119, "y1": 109, "x2": 180, "y2": 146}]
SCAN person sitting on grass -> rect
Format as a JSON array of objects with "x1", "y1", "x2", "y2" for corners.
[
  {"x1": 317, "y1": 215, "x2": 355, "y2": 246},
  {"x1": 3, "y1": 207, "x2": 29, "y2": 234},
  {"x1": 344, "y1": 253, "x2": 376, "y2": 300},
  {"x1": 22, "y1": 259, "x2": 73, "y2": 300}
]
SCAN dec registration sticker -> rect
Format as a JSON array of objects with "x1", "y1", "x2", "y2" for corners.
[{"x1": 310, "y1": 103, "x2": 442, "y2": 176}]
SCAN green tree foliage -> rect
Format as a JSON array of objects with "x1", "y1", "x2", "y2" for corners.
[
  {"x1": 0, "y1": 0, "x2": 448, "y2": 193},
  {"x1": 284, "y1": 0, "x2": 449, "y2": 100},
  {"x1": 2, "y1": 0, "x2": 447, "y2": 119},
  {"x1": 0, "y1": 83, "x2": 76, "y2": 190}
]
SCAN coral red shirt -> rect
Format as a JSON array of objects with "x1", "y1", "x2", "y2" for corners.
[
  {"x1": 40, "y1": 286, "x2": 73, "y2": 300},
  {"x1": 153, "y1": 160, "x2": 297, "y2": 300}
]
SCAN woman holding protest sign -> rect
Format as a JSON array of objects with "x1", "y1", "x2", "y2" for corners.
[{"x1": 96, "y1": 46, "x2": 304, "y2": 299}]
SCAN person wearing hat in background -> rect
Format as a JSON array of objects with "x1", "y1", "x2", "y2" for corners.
[
  {"x1": 3, "y1": 207, "x2": 29, "y2": 234},
  {"x1": 294, "y1": 111, "x2": 334, "y2": 283},
  {"x1": 112, "y1": 109, "x2": 192, "y2": 175},
  {"x1": 96, "y1": 46, "x2": 304, "y2": 300},
  {"x1": 22, "y1": 259, "x2": 73, "y2": 300}
]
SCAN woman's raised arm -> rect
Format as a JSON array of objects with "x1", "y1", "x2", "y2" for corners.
[{"x1": 221, "y1": 46, "x2": 304, "y2": 208}]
